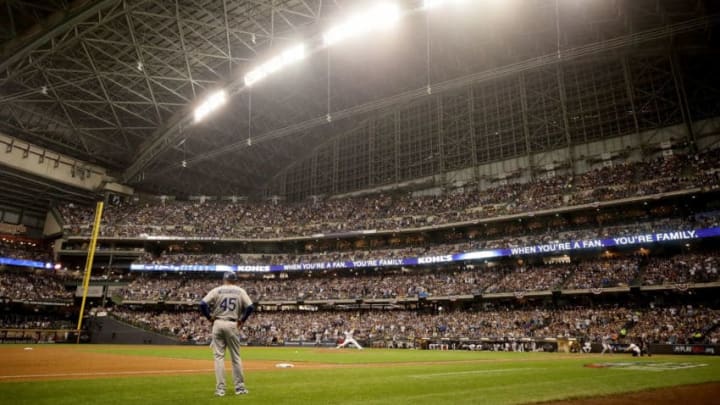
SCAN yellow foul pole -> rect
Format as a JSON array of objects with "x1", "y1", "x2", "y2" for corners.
[{"x1": 76, "y1": 201, "x2": 104, "y2": 343}]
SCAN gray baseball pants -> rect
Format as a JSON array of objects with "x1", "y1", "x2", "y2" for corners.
[{"x1": 211, "y1": 320, "x2": 245, "y2": 393}]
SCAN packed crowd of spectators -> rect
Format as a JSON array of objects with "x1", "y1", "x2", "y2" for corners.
[
  {"x1": 58, "y1": 150, "x2": 720, "y2": 239},
  {"x1": 107, "y1": 305, "x2": 719, "y2": 347},
  {"x1": 117, "y1": 277, "x2": 186, "y2": 302},
  {"x1": 563, "y1": 258, "x2": 639, "y2": 289},
  {"x1": 0, "y1": 239, "x2": 52, "y2": 262},
  {"x1": 0, "y1": 271, "x2": 73, "y2": 301},
  {"x1": 2, "y1": 250, "x2": 715, "y2": 304},
  {"x1": 484, "y1": 265, "x2": 571, "y2": 293},
  {"x1": 119, "y1": 266, "x2": 488, "y2": 302},
  {"x1": 571, "y1": 155, "x2": 688, "y2": 204},
  {"x1": 709, "y1": 326, "x2": 720, "y2": 344},
  {"x1": 0, "y1": 314, "x2": 74, "y2": 330},
  {"x1": 114, "y1": 251, "x2": 717, "y2": 303},
  {"x1": 642, "y1": 254, "x2": 720, "y2": 285},
  {"x1": 132, "y1": 214, "x2": 718, "y2": 268},
  {"x1": 115, "y1": 266, "x2": 494, "y2": 302},
  {"x1": 630, "y1": 305, "x2": 719, "y2": 345},
  {"x1": 691, "y1": 147, "x2": 720, "y2": 190}
]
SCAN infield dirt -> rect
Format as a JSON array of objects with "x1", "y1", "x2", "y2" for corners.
[{"x1": 0, "y1": 346, "x2": 293, "y2": 382}]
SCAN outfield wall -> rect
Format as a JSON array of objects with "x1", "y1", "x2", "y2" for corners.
[
  {"x1": 89, "y1": 316, "x2": 179, "y2": 345},
  {"x1": 653, "y1": 344, "x2": 720, "y2": 355}
]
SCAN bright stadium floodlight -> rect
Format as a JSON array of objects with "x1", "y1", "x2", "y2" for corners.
[
  {"x1": 423, "y1": 0, "x2": 470, "y2": 10},
  {"x1": 244, "y1": 44, "x2": 306, "y2": 87},
  {"x1": 423, "y1": 0, "x2": 445, "y2": 9},
  {"x1": 281, "y1": 44, "x2": 306, "y2": 64},
  {"x1": 194, "y1": 89, "x2": 227, "y2": 123},
  {"x1": 322, "y1": 3, "x2": 401, "y2": 46},
  {"x1": 244, "y1": 69, "x2": 267, "y2": 87}
]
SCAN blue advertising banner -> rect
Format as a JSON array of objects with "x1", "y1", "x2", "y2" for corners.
[
  {"x1": 0, "y1": 257, "x2": 53, "y2": 269},
  {"x1": 127, "y1": 226, "x2": 720, "y2": 273}
]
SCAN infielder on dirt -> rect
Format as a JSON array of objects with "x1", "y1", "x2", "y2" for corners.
[
  {"x1": 601, "y1": 335, "x2": 612, "y2": 354},
  {"x1": 200, "y1": 272, "x2": 254, "y2": 396},
  {"x1": 626, "y1": 342, "x2": 642, "y2": 357}
]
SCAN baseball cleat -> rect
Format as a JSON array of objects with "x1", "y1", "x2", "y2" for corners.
[
  {"x1": 214, "y1": 390, "x2": 225, "y2": 397},
  {"x1": 235, "y1": 387, "x2": 249, "y2": 395}
]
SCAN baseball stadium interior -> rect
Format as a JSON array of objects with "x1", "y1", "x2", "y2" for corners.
[{"x1": 1, "y1": 0, "x2": 720, "y2": 360}]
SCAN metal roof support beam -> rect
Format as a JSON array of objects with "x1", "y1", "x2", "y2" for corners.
[
  {"x1": 466, "y1": 87, "x2": 480, "y2": 181},
  {"x1": 76, "y1": 42, "x2": 190, "y2": 107},
  {"x1": 123, "y1": 1, "x2": 166, "y2": 125},
  {"x1": 128, "y1": 8, "x2": 222, "y2": 82},
  {"x1": 222, "y1": 0, "x2": 234, "y2": 75},
  {"x1": 0, "y1": 75, "x2": 100, "y2": 105},
  {"x1": 38, "y1": 68, "x2": 165, "y2": 130},
  {"x1": 82, "y1": 38, "x2": 248, "y2": 63},
  {"x1": 0, "y1": 0, "x2": 123, "y2": 79},
  {"x1": 38, "y1": 69, "x2": 91, "y2": 153},
  {"x1": 669, "y1": 51, "x2": 697, "y2": 151},
  {"x1": 80, "y1": 41, "x2": 131, "y2": 151},
  {"x1": 7, "y1": 103, "x2": 123, "y2": 152},
  {"x1": 175, "y1": 0, "x2": 197, "y2": 99},
  {"x1": 518, "y1": 74, "x2": 535, "y2": 177},
  {"x1": 0, "y1": 113, "x2": 94, "y2": 160},
  {"x1": 128, "y1": 9, "x2": 264, "y2": 53}
]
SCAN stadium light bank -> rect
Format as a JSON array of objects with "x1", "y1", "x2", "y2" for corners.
[
  {"x1": 244, "y1": 44, "x2": 307, "y2": 87},
  {"x1": 193, "y1": 89, "x2": 227, "y2": 123},
  {"x1": 244, "y1": 2, "x2": 403, "y2": 88},
  {"x1": 322, "y1": 3, "x2": 402, "y2": 46},
  {"x1": 423, "y1": 0, "x2": 469, "y2": 9},
  {"x1": 193, "y1": 0, "x2": 469, "y2": 123}
]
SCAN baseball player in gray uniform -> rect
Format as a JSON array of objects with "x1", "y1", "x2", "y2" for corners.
[
  {"x1": 200, "y1": 272, "x2": 254, "y2": 397},
  {"x1": 601, "y1": 335, "x2": 612, "y2": 354}
]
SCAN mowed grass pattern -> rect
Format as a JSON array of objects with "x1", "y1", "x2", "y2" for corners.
[{"x1": 1, "y1": 345, "x2": 719, "y2": 405}]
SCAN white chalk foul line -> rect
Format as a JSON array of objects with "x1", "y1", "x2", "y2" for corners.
[
  {"x1": 0, "y1": 369, "x2": 212, "y2": 380},
  {"x1": 409, "y1": 367, "x2": 546, "y2": 379}
]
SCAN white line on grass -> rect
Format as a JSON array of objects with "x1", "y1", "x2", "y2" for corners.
[
  {"x1": 409, "y1": 367, "x2": 547, "y2": 378},
  {"x1": 0, "y1": 369, "x2": 212, "y2": 380}
]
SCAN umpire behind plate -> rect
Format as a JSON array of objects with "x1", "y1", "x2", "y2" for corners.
[{"x1": 200, "y1": 271, "x2": 254, "y2": 397}]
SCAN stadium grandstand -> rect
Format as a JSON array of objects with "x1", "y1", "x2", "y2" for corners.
[{"x1": 0, "y1": 0, "x2": 719, "y2": 359}]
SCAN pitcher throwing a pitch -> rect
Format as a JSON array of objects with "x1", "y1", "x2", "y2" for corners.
[
  {"x1": 200, "y1": 271, "x2": 254, "y2": 396},
  {"x1": 336, "y1": 329, "x2": 363, "y2": 350}
]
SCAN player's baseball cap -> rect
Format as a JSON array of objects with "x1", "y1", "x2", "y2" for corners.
[{"x1": 223, "y1": 271, "x2": 237, "y2": 281}]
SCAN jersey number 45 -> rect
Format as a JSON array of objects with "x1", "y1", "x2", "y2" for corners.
[{"x1": 219, "y1": 297, "x2": 238, "y2": 311}]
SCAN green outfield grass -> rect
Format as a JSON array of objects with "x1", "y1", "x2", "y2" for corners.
[{"x1": 1, "y1": 346, "x2": 719, "y2": 405}]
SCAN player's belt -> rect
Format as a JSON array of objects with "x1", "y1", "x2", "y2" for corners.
[{"x1": 216, "y1": 318, "x2": 237, "y2": 322}]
